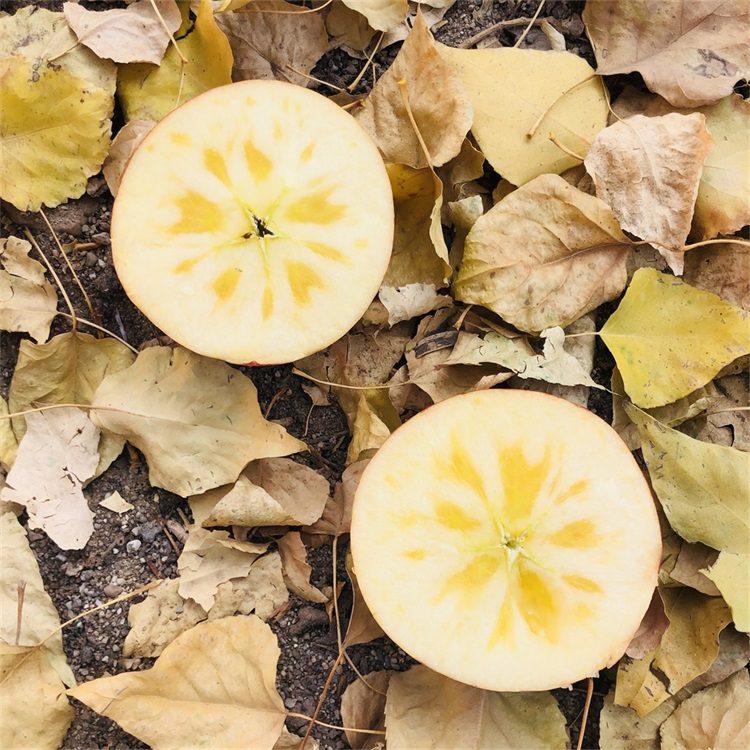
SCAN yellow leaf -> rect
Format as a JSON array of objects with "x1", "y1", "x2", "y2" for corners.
[
  {"x1": 627, "y1": 406, "x2": 750, "y2": 555},
  {"x1": 385, "y1": 665, "x2": 568, "y2": 749},
  {"x1": 453, "y1": 174, "x2": 631, "y2": 333},
  {"x1": 0, "y1": 56, "x2": 113, "y2": 211},
  {"x1": 0, "y1": 644, "x2": 74, "y2": 750},
  {"x1": 353, "y1": 11, "x2": 472, "y2": 170},
  {"x1": 601, "y1": 269, "x2": 750, "y2": 407},
  {"x1": 584, "y1": 113, "x2": 714, "y2": 274},
  {"x1": 118, "y1": 0, "x2": 233, "y2": 122},
  {"x1": 0, "y1": 236, "x2": 57, "y2": 344},
  {"x1": 599, "y1": 687, "x2": 678, "y2": 750},
  {"x1": 704, "y1": 552, "x2": 750, "y2": 632},
  {"x1": 0, "y1": 511, "x2": 75, "y2": 687},
  {"x1": 437, "y1": 44, "x2": 608, "y2": 186},
  {"x1": 69, "y1": 616, "x2": 287, "y2": 750},
  {"x1": 8, "y1": 331, "x2": 135, "y2": 478},
  {"x1": 0, "y1": 397, "x2": 18, "y2": 469},
  {"x1": 341, "y1": 0, "x2": 408, "y2": 32},
  {"x1": 660, "y1": 669, "x2": 750, "y2": 749},
  {"x1": 90, "y1": 346, "x2": 305, "y2": 496},
  {"x1": 584, "y1": 0, "x2": 750, "y2": 107}
]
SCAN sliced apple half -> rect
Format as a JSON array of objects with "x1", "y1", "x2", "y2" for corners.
[
  {"x1": 111, "y1": 80, "x2": 394, "y2": 364},
  {"x1": 351, "y1": 390, "x2": 662, "y2": 692}
]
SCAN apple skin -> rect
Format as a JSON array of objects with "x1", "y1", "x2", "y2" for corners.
[
  {"x1": 351, "y1": 389, "x2": 662, "y2": 692},
  {"x1": 111, "y1": 80, "x2": 395, "y2": 365}
]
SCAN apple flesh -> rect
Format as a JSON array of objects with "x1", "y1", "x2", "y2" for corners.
[
  {"x1": 351, "y1": 389, "x2": 662, "y2": 692},
  {"x1": 111, "y1": 80, "x2": 394, "y2": 364}
]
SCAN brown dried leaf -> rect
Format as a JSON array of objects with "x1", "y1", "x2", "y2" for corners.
[
  {"x1": 216, "y1": 0, "x2": 328, "y2": 87},
  {"x1": 626, "y1": 590, "x2": 670, "y2": 660},
  {"x1": 341, "y1": 671, "x2": 390, "y2": 750},
  {"x1": 354, "y1": 11, "x2": 472, "y2": 169},
  {"x1": 341, "y1": 0, "x2": 408, "y2": 33},
  {"x1": 584, "y1": 113, "x2": 713, "y2": 274},
  {"x1": 683, "y1": 242, "x2": 750, "y2": 310},
  {"x1": 583, "y1": 0, "x2": 750, "y2": 107},
  {"x1": 453, "y1": 174, "x2": 631, "y2": 333},
  {"x1": 102, "y1": 119, "x2": 155, "y2": 197},
  {"x1": 277, "y1": 531, "x2": 327, "y2": 603}
]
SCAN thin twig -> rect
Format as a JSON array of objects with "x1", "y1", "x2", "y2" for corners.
[
  {"x1": 459, "y1": 16, "x2": 552, "y2": 48},
  {"x1": 513, "y1": 0, "x2": 546, "y2": 48},
  {"x1": 576, "y1": 677, "x2": 594, "y2": 750}
]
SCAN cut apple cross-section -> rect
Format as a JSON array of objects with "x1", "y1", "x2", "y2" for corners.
[
  {"x1": 111, "y1": 80, "x2": 394, "y2": 364},
  {"x1": 351, "y1": 390, "x2": 662, "y2": 692}
]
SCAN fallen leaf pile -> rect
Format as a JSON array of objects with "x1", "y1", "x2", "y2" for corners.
[{"x1": 1, "y1": 0, "x2": 748, "y2": 748}]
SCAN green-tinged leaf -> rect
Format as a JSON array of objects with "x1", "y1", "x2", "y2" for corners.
[
  {"x1": 627, "y1": 405, "x2": 750, "y2": 555},
  {"x1": 0, "y1": 643, "x2": 74, "y2": 750},
  {"x1": 0, "y1": 56, "x2": 113, "y2": 211},
  {"x1": 437, "y1": 45, "x2": 608, "y2": 186},
  {"x1": 453, "y1": 174, "x2": 631, "y2": 333},
  {"x1": 660, "y1": 669, "x2": 750, "y2": 749},
  {"x1": 69, "y1": 616, "x2": 286, "y2": 750},
  {"x1": 118, "y1": 0, "x2": 233, "y2": 122},
  {"x1": 90, "y1": 347, "x2": 305, "y2": 496},
  {"x1": 8, "y1": 331, "x2": 135, "y2": 478},
  {"x1": 601, "y1": 269, "x2": 750, "y2": 407},
  {"x1": 385, "y1": 666, "x2": 568, "y2": 749},
  {"x1": 0, "y1": 512, "x2": 75, "y2": 687},
  {"x1": 615, "y1": 587, "x2": 731, "y2": 716},
  {"x1": 704, "y1": 552, "x2": 750, "y2": 632}
]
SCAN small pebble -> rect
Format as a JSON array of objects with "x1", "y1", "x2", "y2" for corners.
[
  {"x1": 126, "y1": 539, "x2": 142, "y2": 553},
  {"x1": 92, "y1": 232, "x2": 110, "y2": 246},
  {"x1": 103, "y1": 584, "x2": 123, "y2": 598}
]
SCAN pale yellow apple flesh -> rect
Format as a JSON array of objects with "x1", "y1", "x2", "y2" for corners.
[
  {"x1": 351, "y1": 390, "x2": 662, "y2": 692},
  {"x1": 111, "y1": 80, "x2": 394, "y2": 364}
]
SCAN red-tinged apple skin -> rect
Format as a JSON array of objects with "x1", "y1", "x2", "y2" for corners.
[
  {"x1": 350, "y1": 389, "x2": 662, "y2": 692},
  {"x1": 111, "y1": 79, "x2": 394, "y2": 365}
]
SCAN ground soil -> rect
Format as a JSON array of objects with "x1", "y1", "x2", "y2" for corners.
[{"x1": 2, "y1": 1, "x2": 618, "y2": 747}]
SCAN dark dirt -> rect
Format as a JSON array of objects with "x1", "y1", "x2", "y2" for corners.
[{"x1": 1, "y1": 1, "x2": 620, "y2": 748}]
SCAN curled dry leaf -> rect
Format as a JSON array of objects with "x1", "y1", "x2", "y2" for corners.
[
  {"x1": 277, "y1": 531, "x2": 328, "y2": 603},
  {"x1": 69, "y1": 616, "x2": 287, "y2": 750},
  {"x1": 102, "y1": 119, "x2": 155, "y2": 196},
  {"x1": 1, "y1": 408, "x2": 99, "y2": 550},
  {"x1": 190, "y1": 458, "x2": 329, "y2": 528},
  {"x1": 453, "y1": 173, "x2": 631, "y2": 333},
  {"x1": 583, "y1": 0, "x2": 750, "y2": 107},
  {"x1": 437, "y1": 44, "x2": 608, "y2": 186},
  {"x1": 0, "y1": 512, "x2": 75, "y2": 687},
  {"x1": 0, "y1": 236, "x2": 57, "y2": 344},
  {"x1": 177, "y1": 527, "x2": 268, "y2": 611},
  {"x1": 216, "y1": 0, "x2": 328, "y2": 87},
  {"x1": 90, "y1": 346, "x2": 305, "y2": 497},
  {"x1": 0, "y1": 397, "x2": 18, "y2": 469},
  {"x1": 326, "y1": 1, "x2": 378, "y2": 52},
  {"x1": 666, "y1": 542, "x2": 720, "y2": 596},
  {"x1": 118, "y1": 0, "x2": 233, "y2": 123},
  {"x1": 340, "y1": 670, "x2": 390, "y2": 750},
  {"x1": 341, "y1": 0, "x2": 408, "y2": 32},
  {"x1": 626, "y1": 589, "x2": 670, "y2": 660},
  {"x1": 584, "y1": 113, "x2": 714, "y2": 274},
  {"x1": 8, "y1": 331, "x2": 135, "y2": 479},
  {"x1": 346, "y1": 392, "x2": 395, "y2": 464},
  {"x1": 63, "y1": 0, "x2": 182, "y2": 64},
  {"x1": 378, "y1": 283, "x2": 452, "y2": 326},
  {"x1": 385, "y1": 666, "x2": 568, "y2": 749},
  {"x1": 602, "y1": 269, "x2": 750, "y2": 408},
  {"x1": 354, "y1": 11, "x2": 472, "y2": 170},
  {"x1": 344, "y1": 553, "x2": 385, "y2": 647},
  {"x1": 0, "y1": 643, "x2": 74, "y2": 750},
  {"x1": 660, "y1": 669, "x2": 750, "y2": 750}
]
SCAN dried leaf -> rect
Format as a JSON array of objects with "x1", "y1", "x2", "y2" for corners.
[
  {"x1": 99, "y1": 491, "x2": 134, "y2": 514},
  {"x1": 326, "y1": 1, "x2": 377, "y2": 51},
  {"x1": 385, "y1": 163, "x2": 452, "y2": 287},
  {"x1": 177, "y1": 528, "x2": 268, "y2": 611},
  {"x1": 385, "y1": 665, "x2": 568, "y2": 749},
  {"x1": 627, "y1": 406, "x2": 750, "y2": 555},
  {"x1": 666, "y1": 542, "x2": 720, "y2": 596},
  {"x1": 217, "y1": 0, "x2": 328, "y2": 87},
  {"x1": 0, "y1": 56, "x2": 113, "y2": 211},
  {"x1": 118, "y1": 0, "x2": 233, "y2": 123},
  {"x1": 378, "y1": 283, "x2": 451, "y2": 326},
  {"x1": 453, "y1": 174, "x2": 631, "y2": 333},
  {"x1": 437, "y1": 44, "x2": 608, "y2": 186},
  {"x1": 601, "y1": 269, "x2": 750, "y2": 407},
  {"x1": 0, "y1": 236, "x2": 57, "y2": 343},
  {"x1": 102, "y1": 119, "x2": 155, "y2": 197},
  {"x1": 660, "y1": 669, "x2": 750, "y2": 749},
  {"x1": 1, "y1": 408, "x2": 99, "y2": 550},
  {"x1": 0, "y1": 397, "x2": 18, "y2": 469},
  {"x1": 691, "y1": 625, "x2": 750, "y2": 689},
  {"x1": 584, "y1": 0, "x2": 750, "y2": 107},
  {"x1": 63, "y1": 0, "x2": 182, "y2": 64},
  {"x1": 277, "y1": 531, "x2": 327, "y2": 603},
  {"x1": 190, "y1": 458, "x2": 328, "y2": 528},
  {"x1": 584, "y1": 113, "x2": 713, "y2": 274},
  {"x1": 344, "y1": 553, "x2": 385, "y2": 647},
  {"x1": 341, "y1": 671, "x2": 390, "y2": 750},
  {"x1": 9, "y1": 331, "x2": 134, "y2": 478},
  {"x1": 0, "y1": 512, "x2": 75, "y2": 687},
  {"x1": 69, "y1": 616, "x2": 287, "y2": 750},
  {"x1": 599, "y1": 687, "x2": 678, "y2": 750},
  {"x1": 0, "y1": 643, "x2": 74, "y2": 750},
  {"x1": 683, "y1": 242, "x2": 750, "y2": 310},
  {"x1": 626, "y1": 590, "x2": 670, "y2": 660},
  {"x1": 341, "y1": 0, "x2": 408, "y2": 32},
  {"x1": 354, "y1": 12, "x2": 472, "y2": 169},
  {"x1": 704, "y1": 552, "x2": 750, "y2": 632},
  {"x1": 90, "y1": 347, "x2": 304, "y2": 497}
]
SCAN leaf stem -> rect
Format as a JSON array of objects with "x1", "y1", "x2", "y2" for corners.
[
  {"x1": 575, "y1": 677, "x2": 594, "y2": 750},
  {"x1": 397, "y1": 77, "x2": 433, "y2": 169},
  {"x1": 149, "y1": 0, "x2": 187, "y2": 64},
  {"x1": 548, "y1": 131, "x2": 585, "y2": 161},
  {"x1": 56, "y1": 312, "x2": 139, "y2": 354},
  {"x1": 513, "y1": 0, "x2": 546, "y2": 48},
  {"x1": 287, "y1": 712, "x2": 385, "y2": 735}
]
